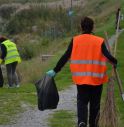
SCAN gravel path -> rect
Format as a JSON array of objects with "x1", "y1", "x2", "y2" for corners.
[{"x1": 0, "y1": 85, "x2": 77, "y2": 127}]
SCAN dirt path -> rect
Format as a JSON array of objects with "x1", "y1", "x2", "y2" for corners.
[{"x1": 0, "y1": 85, "x2": 77, "y2": 127}]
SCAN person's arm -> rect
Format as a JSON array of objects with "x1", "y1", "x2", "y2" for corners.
[
  {"x1": 0, "y1": 44, "x2": 7, "y2": 60},
  {"x1": 53, "y1": 39, "x2": 73, "y2": 73},
  {"x1": 102, "y1": 42, "x2": 117, "y2": 67}
]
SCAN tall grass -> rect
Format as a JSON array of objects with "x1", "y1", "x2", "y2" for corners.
[
  {"x1": 0, "y1": 0, "x2": 59, "y2": 5},
  {"x1": 18, "y1": 37, "x2": 72, "y2": 85},
  {"x1": 5, "y1": 5, "x2": 71, "y2": 35},
  {"x1": 115, "y1": 31, "x2": 124, "y2": 126}
]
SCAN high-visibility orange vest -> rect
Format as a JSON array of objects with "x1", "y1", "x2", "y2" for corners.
[{"x1": 70, "y1": 34, "x2": 108, "y2": 85}]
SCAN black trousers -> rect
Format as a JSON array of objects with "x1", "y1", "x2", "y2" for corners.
[
  {"x1": 77, "y1": 84, "x2": 103, "y2": 127},
  {"x1": 6, "y1": 62, "x2": 19, "y2": 87}
]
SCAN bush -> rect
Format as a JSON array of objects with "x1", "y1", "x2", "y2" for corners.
[
  {"x1": 0, "y1": 4, "x2": 19, "y2": 19},
  {"x1": 18, "y1": 37, "x2": 52, "y2": 60},
  {"x1": 5, "y1": 4, "x2": 76, "y2": 35},
  {"x1": 19, "y1": 43, "x2": 38, "y2": 60}
]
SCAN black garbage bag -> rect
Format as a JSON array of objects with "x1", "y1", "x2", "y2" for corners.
[{"x1": 35, "y1": 74, "x2": 59, "y2": 111}]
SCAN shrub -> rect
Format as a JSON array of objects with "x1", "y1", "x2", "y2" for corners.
[
  {"x1": 0, "y1": 4, "x2": 19, "y2": 19},
  {"x1": 5, "y1": 4, "x2": 76, "y2": 35}
]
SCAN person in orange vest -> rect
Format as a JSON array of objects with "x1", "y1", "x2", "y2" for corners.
[{"x1": 47, "y1": 17, "x2": 117, "y2": 127}]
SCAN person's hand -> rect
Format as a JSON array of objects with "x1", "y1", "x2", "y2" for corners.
[
  {"x1": 113, "y1": 59, "x2": 118, "y2": 69},
  {"x1": 113, "y1": 64, "x2": 117, "y2": 69},
  {"x1": 46, "y1": 70, "x2": 56, "y2": 77},
  {"x1": 113, "y1": 62, "x2": 119, "y2": 69},
  {"x1": 0, "y1": 59, "x2": 3, "y2": 64}
]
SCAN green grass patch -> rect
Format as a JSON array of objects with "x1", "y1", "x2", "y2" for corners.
[
  {"x1": 115, "y1": 31, "x2": 124, "y2": 126},
  {"x1": 49, "y1": 110, "x2": 76, "y2": 127},
  {"x1": 0, "y1": 84, "x2": 37, "y2": 124},
  {"x1": 95, "y1": 14, "x2": 116, "y2": 37}
]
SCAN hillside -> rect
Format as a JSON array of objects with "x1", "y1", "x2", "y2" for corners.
[{"x1": 0, "y1": 0, "x2": 120, "y2": 56}]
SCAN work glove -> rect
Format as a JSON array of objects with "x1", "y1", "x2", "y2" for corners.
[
  {"x1": 0, "y1": 59, "x2": 3, "y2": 64},
  {"x1": 46, "y1": 70, "x2": 56, "y2": 77}
]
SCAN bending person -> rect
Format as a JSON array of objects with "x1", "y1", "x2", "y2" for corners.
[{"x1": 0, "y1": 36, "x2": 21, "y2": 88}]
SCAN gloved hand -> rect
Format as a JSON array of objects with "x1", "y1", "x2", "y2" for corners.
[
  {"x1": 0, "y1": 59, "x2": 3, "y2": 64},
  {"x1": 46, "y1": 70, "x2": 56, "y2": 77}
]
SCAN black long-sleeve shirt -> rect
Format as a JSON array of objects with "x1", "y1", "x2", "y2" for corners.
[
  {"x1": 0, "y1": 44, "x2": 7, "y2": 59},
  {"x1": 53, "y1": 39, "x2": 117, "y2": 73}
]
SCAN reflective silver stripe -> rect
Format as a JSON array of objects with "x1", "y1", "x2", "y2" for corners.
[
  {"x1": 5, "y1": 55, "x2": 20, "y2": 60},
  {"x1": 70, "y1": 60, "x2": 106, "y2": 66},
  {"x1": 7, "y1": 49, "x2": 17, "y2": 53},
  {"x1": 72, "y1": 72, "x2": 105, "y2": 78}
]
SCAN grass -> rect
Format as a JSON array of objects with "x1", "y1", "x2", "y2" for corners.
[
  {"x1": 0, "y1": 0, "x2": 59, "y2": 5},
  {"x1": 5, "y1": 4, "x2": 71, "y2": 35},
  {"x1": 49, "y1": 110, "x2": 76, "y2": 127},
  {"x1": 0, "y1": 84, "x2": 36, "y2": 124},
  {"x1": 115, "y1": 31, "x2": 124, "y2": 126},
  {"x1": 17, "y1": 37, "x2": 72, "y2": 86}
]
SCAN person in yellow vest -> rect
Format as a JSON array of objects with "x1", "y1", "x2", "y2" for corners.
[
  {"x1": 0, "y1": 36, "x2": 21, "y2": 88},
  {"x1": 0, "y1": 44, "x2": 4, "y2": 87},
  {"x1": 47, "y1": 17, "x2": 117, "y2": 127}
]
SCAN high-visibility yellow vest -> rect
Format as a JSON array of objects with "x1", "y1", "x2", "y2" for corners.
[
  {"x1": 2, "y1": 40, "x2": 21, "y2": 64},
  {"x1": 70, "y1": 34, "x2": 108, "y2": 85}
]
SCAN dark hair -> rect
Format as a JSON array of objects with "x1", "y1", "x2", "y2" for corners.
[
  {"x1": 117, "y1": 8, "x2": 120, "y2": 11},
  {"x1": 81, "y1": 17, "x2": 94, "y2": 33},
  {"x1": 0, "y1": 36, "x2": 7, "y2": 43}
]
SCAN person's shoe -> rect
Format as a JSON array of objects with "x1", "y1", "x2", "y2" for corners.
[
  {"x1": 78, "y1": 122, "x2": 86, "y2": 127},
  {"x1": 16, "y1": 84, "x2": 20, "y2": 88}
]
